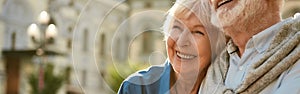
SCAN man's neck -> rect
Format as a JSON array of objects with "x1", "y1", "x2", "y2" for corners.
[
  {"x1": 227, "y1": 15, "x2": 280, "y2": 57},
  {"x1": 230, "y1": 32, "x2": 251, "y2": 57}
]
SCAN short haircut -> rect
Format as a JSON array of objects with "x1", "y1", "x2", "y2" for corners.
[{"x1": 162, "y1": 0, "x2": 226, "y2": 60}]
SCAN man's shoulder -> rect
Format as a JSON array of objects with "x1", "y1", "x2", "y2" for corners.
[
  {"x1": 284, "y1": 13, "x2": 300, "y2": 31},
  {"x1": 268, "y1": 13, "x2": 300, "y2": 49},
  {"x1": 289, "y1": 13, "x2": 300, "y2": 30},
  {"x1": 292, "y1": 13, "x2": 300, "y2": 32}
]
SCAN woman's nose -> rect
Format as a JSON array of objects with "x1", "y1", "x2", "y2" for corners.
[{"x1": 176, "y1": 30, "x2": 191, "y2": 47}]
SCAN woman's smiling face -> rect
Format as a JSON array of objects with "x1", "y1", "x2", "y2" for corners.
[{"x1": 167, "y1": 10, "x2": 212, "y2": 76}]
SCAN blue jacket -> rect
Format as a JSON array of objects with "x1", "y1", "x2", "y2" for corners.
[{"x1": 118, "y1": 60, "x2": 171, "y2": 94}]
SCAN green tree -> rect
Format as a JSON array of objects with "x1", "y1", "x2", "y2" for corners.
[
  {"x1": 105, "y1": 61, "x2": 150, "y2": 92},
  {"x1": 28, "y1": 63, "x2": 71, "y2": 94}
]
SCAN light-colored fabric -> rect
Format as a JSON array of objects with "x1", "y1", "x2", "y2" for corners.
[
  {"x1": 199, "y1": 13, "x2": 300, "y2": 94},
  {"x1": 224, "y1": 15, "x2": 286, "y2": 92}
]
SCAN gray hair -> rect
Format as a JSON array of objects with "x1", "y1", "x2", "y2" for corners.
[{"x1": 162, "y1": 0, "x2": 226, "y2": 60}]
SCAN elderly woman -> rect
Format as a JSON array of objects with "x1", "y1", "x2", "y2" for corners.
[{"x1": 118, "y1": 0, "x2": 225, "y2": 94}]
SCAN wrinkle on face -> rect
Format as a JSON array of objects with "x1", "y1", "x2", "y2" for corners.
[{"x1": 211, "y1": 0, "x2": 268, "y2": 33}]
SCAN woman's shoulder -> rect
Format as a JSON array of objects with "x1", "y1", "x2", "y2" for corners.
[
  {"x1": 118, "y1": 62, "x2": 171, "y2": 94},
  {"x1": 123, "y1": 62, "x2": 170, "y2": 85}
]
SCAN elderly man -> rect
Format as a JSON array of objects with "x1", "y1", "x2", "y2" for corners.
[{"x1": 199, "y1": 0, "x2": 300, "y2": 94}]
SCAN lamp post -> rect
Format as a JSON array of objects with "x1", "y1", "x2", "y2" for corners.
[{"x1": 27, "y1": 10, "x2": 57, "y2": 93}]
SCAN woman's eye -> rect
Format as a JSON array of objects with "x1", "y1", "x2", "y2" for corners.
[
  {"x1": 173, "y1": 26, "x2": 182, "y2": 30},
  {"x1": 171, "y1": 26, "x2": 182, "y2": 32},
  {"x1": 193, "y1": 30, "x2": 204, "y2": 35}
]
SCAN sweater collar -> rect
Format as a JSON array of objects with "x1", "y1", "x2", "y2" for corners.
[{"x1": 226, "y1": 17, "x2": 295, "y2": 54}]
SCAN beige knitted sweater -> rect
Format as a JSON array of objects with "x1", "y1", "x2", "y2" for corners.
[{"x1": 202, "y1": 14, "x2": 300, "y2": 94}]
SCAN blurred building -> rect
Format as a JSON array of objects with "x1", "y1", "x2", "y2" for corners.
[
  {"x1": 0, "y1": 0, "x2": 172, "y2": 94},
  {"x1": 0, "y1": 0, "x2": 299, "y2": 94},
  {"x1": 282, "y1": 0, "x2": 300, "y2": 19},
  {"x1": 125, "y1": 0, "x2": 174, "y2": 65}
]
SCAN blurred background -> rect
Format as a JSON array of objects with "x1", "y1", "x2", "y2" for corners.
[{"x1": 0, "y1": 0, "x2": 298, "y2": 94}]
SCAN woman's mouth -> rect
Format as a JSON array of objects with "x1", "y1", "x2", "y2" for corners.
[
  {"x1": 176, "y1": 51, "x2": 196, "y2": 60},
  {"x1": 217, "y1": 0, "x2": 232, "y2": 8}
]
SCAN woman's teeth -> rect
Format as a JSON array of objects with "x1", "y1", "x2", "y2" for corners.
[{"x1": 176, "y1": 52, "x2": 196, "y2": 59}]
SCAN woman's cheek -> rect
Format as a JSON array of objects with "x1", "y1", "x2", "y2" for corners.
[
  {"x1": 166, "y1": 37, "x2": 176, "y2": 63},
  {"x1": 166, "y1": 37, "x2": 175, "y2": 48}
]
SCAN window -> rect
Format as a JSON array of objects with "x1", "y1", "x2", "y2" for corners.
[
  {"x1": 83, "y1": 29, "x2": 88, "y2": 52},
  {"x1": 100, "y1": 34, "x2": 106, "y2": 56},
  {"x1": 82, "y1": 70, "x2": 87, "y2": 87},
  {"x1": 11, "y1": 32, "x2": 16, "y2": 50},
  {"x1": 145, "y1": 2, "x2": 152, "y2": 8},
  {"x1": 67, "y1": 38, "x2": 72, "y2": 49},
  {"x1": 68, "y1": 27, "x2": 73, "y2": 50},
  {"x1": 115, "y1": 39, "x2": 121, "y2": 59},
  {"x1": 68, "y1": 27, "x2": 73, "y2": 33},
  {"x1": 142, "y1": 31, "x2": 153, "y2": 54},
  {"x1": 69, "y1": 0, "x2": 74, "y2": 6}
]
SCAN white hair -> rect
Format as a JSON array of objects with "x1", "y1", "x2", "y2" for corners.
[{"x1": 162, "y1": 0, "x2": 226, "y2": 60}]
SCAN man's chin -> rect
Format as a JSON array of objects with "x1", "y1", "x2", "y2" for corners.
[{"x1": 211, "y1": 1, "x2": 246, "y2": 30}]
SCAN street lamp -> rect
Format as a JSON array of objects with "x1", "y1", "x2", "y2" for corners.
[
  {"x1": 38, "y1": 11, "x2": 50, "y2": 25},
  {"x1": 28, "y1": 11, "x2": 57, "y2": 45},
  {"x1": 27, "y1": 10, "x2": 57, "y2": 93}
]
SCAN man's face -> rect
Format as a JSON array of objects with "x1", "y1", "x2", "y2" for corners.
[{"x1": 209, "y1": 0, "x2": 267, "y2": 33}]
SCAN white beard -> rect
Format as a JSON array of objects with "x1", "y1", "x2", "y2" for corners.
[{"x1": 211, "y1": 0, "x2": 266, "y2": 29}]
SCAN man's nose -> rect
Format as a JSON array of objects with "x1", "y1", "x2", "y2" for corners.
[{"x1": 176, "y1": 30, "x2": 191, "y2": 47}]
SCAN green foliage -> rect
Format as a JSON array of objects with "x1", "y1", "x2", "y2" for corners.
[
  {"x1": 105, "y1": 65, "x2": 126, "y2": 92},
  {"x1": 28, "y1": 74, "x2": 39, "y2": 94},
  {"x1": 28, "y1": 63, "x2": 71, "y2": 94},
  {"x1": 105, "y1": 61, "x2": 150, "y2": 92}
]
